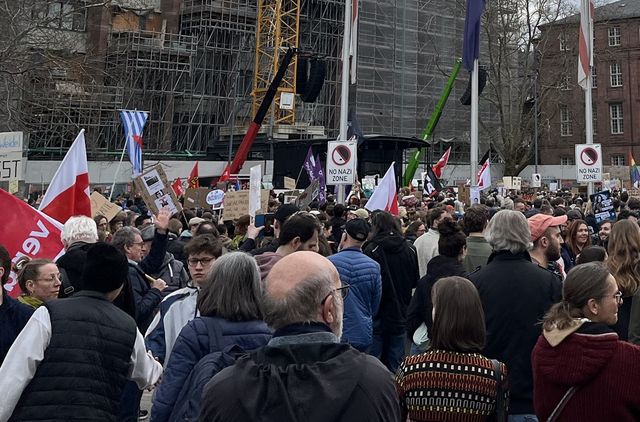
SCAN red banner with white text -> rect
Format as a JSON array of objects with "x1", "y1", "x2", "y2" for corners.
[{"x1": 0, "y1": 189, "x2": 65, "y2": 298}]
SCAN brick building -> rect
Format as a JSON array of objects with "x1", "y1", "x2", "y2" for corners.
[{"x1": 537, "y1": 0, "x2": 640, "y2": 167}]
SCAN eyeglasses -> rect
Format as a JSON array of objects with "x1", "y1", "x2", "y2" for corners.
[
  {"x1": 611, "y1": 291, "x2": 623, "y2": 303},
  {"x1": 321, "y1": 283, "x2": 350, "y2": 305},
  {"x1": 188, "y1": 257, "x2": 215, "y2": 267},
  {"x1": 36, "y1": 273, "x2": 62, "y2": 283},
  {"x1": 132, "y1": 241, "x2": 145, "y2": 247}
]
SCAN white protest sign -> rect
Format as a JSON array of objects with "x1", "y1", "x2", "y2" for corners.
[
  {"x1": 326, "y1": 141, "x2": 356, "y2": 185},
  {"x1": 207, "y1": 189, "x2": 225, "y2": 206},
  {"x1": 249, "y1": 165, "x2": 262, "y2": 217},
  {"x1": 0, "y1": 132, "x2": 23, "y2": 181},
  {"x1": 531, "y1": 173, "x2": 541, "y2": 188},
  {"x1": 575, "y1": 144, "x2": 602, "y2": 182}
]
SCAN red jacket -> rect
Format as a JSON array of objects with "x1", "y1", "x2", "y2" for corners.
[{"x1": 532, "y1": 321, "x2": 640, "y2": 421}]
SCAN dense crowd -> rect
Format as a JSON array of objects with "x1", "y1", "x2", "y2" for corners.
[{"x1": 2, "y1": 187, "x2": 640, "y2": 422}]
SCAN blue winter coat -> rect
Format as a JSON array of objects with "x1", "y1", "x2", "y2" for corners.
[
  {"x1": 328, "y1": 247, "x2": 382, "y2": 351},
  {"x1": 0, "y1": 291, "x2": 34, "y2": 365},
  {"x1": 151, "y1": 316, "x2": 272, "y2": 422}
]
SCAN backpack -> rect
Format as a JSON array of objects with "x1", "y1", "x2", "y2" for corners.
[{"x1": 168, "y1": 318, "x2": 246, "y2": 421}]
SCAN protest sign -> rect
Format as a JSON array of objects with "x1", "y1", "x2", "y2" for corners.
[
  {"x1": 133, "y1": 165, "x2": 182, "y2": 215},
  {"x1": 284, "y1": 176, "x2": 296, "y2": 190},
  {"x1": 296, "y1": 179, "x2": 320, "y2": 209},
  {"x1": 0, "y1": 189, "x2": 64, "y2": 298},
  {"x1": 90, "y1": 192, "x2": 121, "y2": 221},
  {"x1": 0, "y1": 132, "x2": 23, "y2": 181},
  {"x1": 222, "y1": 189, "x2": 269, "y2": 221},
  {"x1": 590, "y1": 190, "x2": 616, "y2": 224},
  {"x1": 184, "y1": 188, "x2": 210, "y2": 208}
]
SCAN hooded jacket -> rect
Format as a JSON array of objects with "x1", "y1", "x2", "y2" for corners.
[
  {"x1": 363, "y1": 233, "x2": 419, "y2": 334},
  {"x1": 406, "y1": 254, "x2": 466, "y2": 340},
  {"x1": 199, "y1": 324, "x2": 401, "y2": 422},
  {"x1": 254, "y1": 252, "x2": 284, "y2": 281},
  {"x1": 532, "y1": 320, "x2": 640, "y2": 421}
]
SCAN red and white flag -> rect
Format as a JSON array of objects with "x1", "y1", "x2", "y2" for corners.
[
  {"x1": 577, "y1": 0, "x2": 595, "y2": 90},
  {"x1": 432, "y1": 147, "x2": 452, "y2": 178},
  {"x1": 38, "y1": 130, "x2": 91, "y2": 224},
  {"x1": 188, "y1": 161, "x2": 199, "y2": 189},
  {"x1": 349, "y1": 0, "x2": 359, "y2": 84},
  {"x1": 1, "y1": 189, "x2": 65, "y2": 298},
  {"x1": 172, "y1": 178, "x2": 184, "y2": 197},
  {"x1": 477, "y1": 159, "x2": 491, "y2": 191},
  {"x1": 365, "y1": 163, "x2": 399, "y2": 215}
]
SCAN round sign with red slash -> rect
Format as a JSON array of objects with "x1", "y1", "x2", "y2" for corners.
[
  {"x1": 580, "y1": 147, "x2": 598, "y2": 166},
  {"x1": 332, "y1": 145, "x2": 352, "y2": 166}
]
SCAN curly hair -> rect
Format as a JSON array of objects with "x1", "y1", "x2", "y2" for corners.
[{"x1": 606, "y1": 219, "x2": 640, "y2": 296}]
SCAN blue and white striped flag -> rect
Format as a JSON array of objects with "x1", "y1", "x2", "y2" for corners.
[{"x1": 120, "y1": 110, "x2": 149, "y2": 177}]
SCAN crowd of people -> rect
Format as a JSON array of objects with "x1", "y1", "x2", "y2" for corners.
[{"x1": 2, "y1": 186, "x2": 640, "y2": 421}]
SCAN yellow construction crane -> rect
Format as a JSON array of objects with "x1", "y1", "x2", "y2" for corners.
[{"x1": 253, "y1": 0, "x2": 301, "y2": 126}]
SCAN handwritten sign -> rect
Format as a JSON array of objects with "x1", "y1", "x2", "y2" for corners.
[
  {"x1": 90, "y1": 192, "x2": 122, "y2": 221},
  {"x1": 222, "y1": 190, "x2": 269, "y2": 221},
  {"x1": 284, "y1": 176, "x2": 296, "y2": 190}
]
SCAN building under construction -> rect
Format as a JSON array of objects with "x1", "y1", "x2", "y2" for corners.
[{"x1": 8, "y1": 0, "x2": 497, "y2": 171}]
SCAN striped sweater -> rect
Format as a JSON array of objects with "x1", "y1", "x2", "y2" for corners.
[{"x1": 395, "y1": 350, "x2": 508, "y2": 421}]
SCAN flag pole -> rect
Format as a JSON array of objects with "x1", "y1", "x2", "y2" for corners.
[
  {"x1": 337, "y1": 0, "x2": 353, "y2": 204},
  {"x1": 109, "y1": 142, "x2": 128, "y2": 202},
  {"x1": 470, "y1": 59, "x2": 479, "y2": 187}
]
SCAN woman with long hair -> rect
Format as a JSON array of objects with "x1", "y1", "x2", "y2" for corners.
[
  {"x1": 532, "y1": 263, "x2": 640, "y2": 420},
  {"x1": 14, "y1": 257, "x2": 60, "y2": 309},
  {"x1": 152, "y1": 252, "x2": 272, "y2": 421},
  {"x1": 561, "y1": 219, "x2": 591, "y2": 272},
  {"x1": 607, "y1": 219, "x2": 640, "y2": 341},
  {"x1": 396, "y1": 276, "x2": 508, "y2": 421}
]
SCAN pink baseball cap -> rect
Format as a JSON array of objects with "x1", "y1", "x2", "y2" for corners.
[{"x1": 528, "y1": 214, "x2": 568, "y2": 242}]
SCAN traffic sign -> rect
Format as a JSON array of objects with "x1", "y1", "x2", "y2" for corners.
[
  {"x1": 532, "y1": 173, "x2": 541, "y2": 188},
  {"x1": 575, "y1": 144, "x2": 602, "y2": 182},
  {"x1": 326, "y1": 141, "x2": 356, "y2": 185}
]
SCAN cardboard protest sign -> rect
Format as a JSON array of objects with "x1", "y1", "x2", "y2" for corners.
[
  {"x1": 458, "y1": 184, "x2": 470, "y2": 206},
  {"x1": 90, "y1": 191, "x2": 122, "y2": 221},
  {"x1": 133, "y1": 165, "x2": 183, "y2": 215},
  {"x1": 284, "y1": 176, "x2": 296, "y2": 190},
  {"x1": 590, "y1": 190, "x2": 616, "y2": 224},
  {"x1": 222, "y1": 189, "x2": 269, "y2": 221},
  {"x1": 296, "y1": 179, "x2": 320, "y2": 209},
  {"x1": 184, "y1": 188, "x2": 210, "y2": 209}
]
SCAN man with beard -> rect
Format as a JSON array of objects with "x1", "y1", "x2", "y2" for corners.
[
  {"x1": 200, "y1": 252, "x2": 400, "y2": 422},
  {"x1": 528, "y1": 213, "x2": 567, "y2": 281},
  {"x1": 254, "y1": 212, "x2": 322, "y2": 280}
]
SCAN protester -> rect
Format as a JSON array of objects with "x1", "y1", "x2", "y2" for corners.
[
  {"x1": 15, "y1": 258, "x2": 61, "y2": 309},
  {"x1": 140, "y1": 225, "x2": 188, "y2": 295},
  {"x1": 0, "y1": 243, "x2": 163, "y2": 421},
  {"x1": 468, "y1": 210, "x2": 561, "y2": 419},
  {"x1": 363, "y1": 211, "x2": 419, "y2": 373},
  {"x1": 146, "y1": 234, "x2": 223, "y2": 364},
  {"x1": 254, "y1": 211, "x2": 321, "y2": 280},
  {"x1": 328, "y1": 218, "x2": 381, "y2": 352},
  {"x1": 166, "y1": 217, "x2": 187, "y2": 265},
  {"x1": 56, "y1": 215, "x2": 99, "y2": 297},
  {"x1": 397, "y1": 276, "x2": 508, "y2": 422},
  {"x1": 462, "y1": 204, "x2": 492, "y2": 272},
  {"x1": 229, "y1": 215, "x2": 250, "y2": 249},
  {"x1": 414, "y1": 207, "x2": 448, "y2": 277},
  {"x1": 110, "y1": 211, "x2": 126, "y2": 233},
  {"x1": 0, "y1": 245, "x2": 33, "y2": 365},
  {"x1": 151, "y1": 252, "x2": 271, "y2": 422},
  {"x1": 527, "y1": 213, "x2": 567, "y2": 280},
  {"x1": 404, "y1": 220, "x2": 425, "y2": 244},
  {"x1": 239, "y1": 203, "x2": 299, "y2": 255},
  {"x1": 561, "y1": 219, "x2": 591, "y2": 272},
  {"x1": 597, "y1": 219, "x2": 613, "y2": 248},
  {"x1": 532, "y1": 262, "x2": 640, "y2": 421},
  {"x1": 406, "y1": 219, "x2": 467, "y2": 353},
  {"x1": 199, "y1": 251, "x2": 401, "y2": 421},
  {"x1": 112, "y1": 209, "x2": 172, "y2": 332},
  {"x1": 606, "y1": 219, "x2": 640, "y2": 341},
  {"x1": 576, "y1": 245, "x2": 607, "y2": 264}
]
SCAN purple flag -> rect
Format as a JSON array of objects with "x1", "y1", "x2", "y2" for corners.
[
  {"x1": 302, "y1": 147, "x2": 317, "y2": 181},
  {"x1": 314, "y1": 154, "x2": 326, "y2": 204},
  {"x1": 462, "y1": 0, "x2": 486, "y2": 71}
]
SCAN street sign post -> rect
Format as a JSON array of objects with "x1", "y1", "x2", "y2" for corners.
[
  {"x1": 326, "y1": 141, "x2": 356, "y2": 185},
  {"x1": 575, "y1": 144, "x2": 602, "y2": 183}
]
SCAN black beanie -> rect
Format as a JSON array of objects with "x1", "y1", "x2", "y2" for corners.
[{"x1": 81, "y1": 243, "x2": 129, "y2": 293}]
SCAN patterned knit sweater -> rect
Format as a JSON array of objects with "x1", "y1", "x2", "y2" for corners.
[{"x1": 395, "y1": 350, "x2": 508, "y2": 422}]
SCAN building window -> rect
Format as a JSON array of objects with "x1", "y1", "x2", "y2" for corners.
[
  {"x1": 560, "y1": 105, "x2": 573, "y2": 136},
  {"x1": 561, "y1": 74, "x2": 571, "y2": 90},
  {"x1": 559, "y1": 33, "x2": 569, "y2": 51},
  {"x1": 592, "y1": 66, "x2": 597, "y2": 88},
  {"x1": 610, "y1": 63, "x2": 622, "y2": 87},
  {"x1": 611, "y1": 154, "x2": 625, "y2": 166},
  {"x1": 38, "y1": 1, "x2": 86, "y2": 31},
  {"x1": 592, "y1": 105, "x2": 597, "y2": 134},
  {"x1": 608, "y1": 27, "x2": 621, "y2": 46},
  {"x1": 560, "y1": 156, "x2": 574, "y2": 165},
  {"x1": 610, "y1": 103, "x2": 623, "y2": 134}
]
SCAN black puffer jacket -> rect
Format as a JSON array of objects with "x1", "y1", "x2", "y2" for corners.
[{"x1": 363, "y1": 233, "x2": 419, "y2": 334}]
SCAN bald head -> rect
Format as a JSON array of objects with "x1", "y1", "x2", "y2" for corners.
[
  {"x1": 263, "y1": 251, "x2": 343, "y2": 335},
  {"x1": 266, "y1": 251, "x2": 339, "y2": 299}
]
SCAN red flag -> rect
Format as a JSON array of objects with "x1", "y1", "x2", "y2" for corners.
[
  {"x1": 0, "y1": 189, "x2": 65, "y2": 298},
  {"x1": 172, "y1": 178, "x2": 184, "y2": 197},
  {"x1": 364, "y1": 163, "x2": 399, "y2": 215},
  {"x1": 188, "y1": 162, "x2": 199, "y2": 188},
  {"x1": 432, "y1": 147, "x2": 452, "y2": 178},
  {"x1": 38, "y1": 130, "x2": 91, "y2": 224},
  {"x1": 577, "y1": 0, "x2": 595, "y2": 90}
]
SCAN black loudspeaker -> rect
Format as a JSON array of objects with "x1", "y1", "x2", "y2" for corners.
[
  {"x1": 296, "y1": 58, "x2": 326, "y2": 103},
  {"x1": 460, "y1": 67, "x2": 488, "y2": 106}
]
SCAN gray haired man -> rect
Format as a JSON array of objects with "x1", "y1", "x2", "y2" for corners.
[{"x1": 200, "y1": 251, "x2": 401, "y2": 422}]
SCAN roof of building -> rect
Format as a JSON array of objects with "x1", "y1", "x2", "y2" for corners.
[{"x1": 547, "y1": 0, "x2": 640, "y2": 26}]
